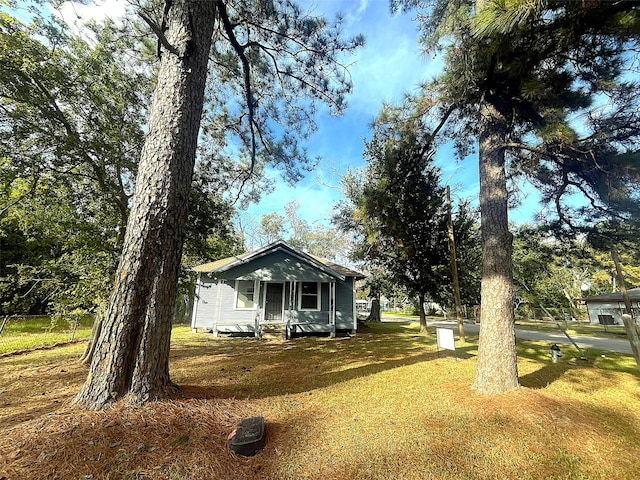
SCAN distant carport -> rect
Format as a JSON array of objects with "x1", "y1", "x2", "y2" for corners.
[{"x1": 577, "y1": 288, "x2": 640, "y2": 326}]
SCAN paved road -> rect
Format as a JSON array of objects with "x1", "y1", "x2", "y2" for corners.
[
  {"x1": 381, "y1": 316, "x2": 633, "y2": 355},
  {"x1": 430, "y1": 320, "x2": 633, "y2": 355}
]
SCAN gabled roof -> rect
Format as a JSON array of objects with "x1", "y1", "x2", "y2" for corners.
[
  {"x1": 309, "y1": 254, "x2": 366, "y2": 279},
  {"x1": 192, "y1": 256, "x2": 239, "y2": 272},
  {"x1": 578, "y1": 288, "x2": 640, "y2": 303},
  {"x1": 192, "y1": 240, "x2": 366, "y2": 280}
]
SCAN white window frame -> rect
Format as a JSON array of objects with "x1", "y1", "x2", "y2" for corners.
[
  {"x1": 298, "y1": 281, "x2": 321, "y2": 311},
  {"x1": 234, "y1": 280, "x2": 257, "y2": 310}
]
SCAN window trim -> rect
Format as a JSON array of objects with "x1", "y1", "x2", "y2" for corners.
[
  {"x1": 234, "y1": 279, "x2": 257, "y2": 310},
  {"x1": 298, "y1": 281, "x2": 321, "y2": 311}
]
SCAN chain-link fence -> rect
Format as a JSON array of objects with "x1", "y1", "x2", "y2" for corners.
[{"x1": 0, "y1": 315, "x2": 94, "y2": 355}]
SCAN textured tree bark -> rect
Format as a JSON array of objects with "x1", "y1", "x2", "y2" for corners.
[
  {"x1": 74, "y1": 1, "x2": 217, "y2": 410},
  {"x1": 472, "y1": 98, "x2": 520, "y2": 394}
]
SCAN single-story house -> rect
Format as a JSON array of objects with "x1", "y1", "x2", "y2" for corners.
[
  {"x1": 577, "y1": 288, "x2": 640, "y2": 325},
  {"x1": 191, "y1": 240, "x2": 365, "y2": 338}
]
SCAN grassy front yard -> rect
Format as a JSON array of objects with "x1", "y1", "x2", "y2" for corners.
[{"x1": 1, "y1": 322, "x2": 639, "y2": 479}]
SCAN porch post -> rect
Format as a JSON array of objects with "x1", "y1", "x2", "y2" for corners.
[
  {"x1": 286, "y1": 281, "x2": 295, "y2": 339},
  {"x1": 214, "y1": 278, "x2": 223, "y2": 337},
  {"x1": 330, "y1": 281, "x2": 336, "y2": 338},
  {"x1": 254, "y1": 280, "x2": 262, "y2": 338},
  {"x1": 352, "y1": 277, "x2": 357, "y2": 334},
  {"x1": 191, "y1": 274, "x2": 201, "y2": 332}
]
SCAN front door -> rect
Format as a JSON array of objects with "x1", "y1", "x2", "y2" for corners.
[{"x1": 264, "y1": 283, "x2": 284, "y2": 322}]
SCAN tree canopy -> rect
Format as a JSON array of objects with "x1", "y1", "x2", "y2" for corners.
[
  {"x1": 72, "y1": 0, "x2": 364, "y2": 409},
  {"x1": 390, "y1": 0, "x2": 640, "y2": 391},
  {"x1": 0, "y1": 5, "x2": 241, "y2": 319},
  {"x1": 0, "y1": 9, "x2": 145, "y2": 316},
  {"x1": 335, "y1": 115, "x2": 480, "y2": 330}
]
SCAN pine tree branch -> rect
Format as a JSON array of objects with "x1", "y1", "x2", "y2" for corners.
[
  {"x1": 217, "y1": 0, "x2": 257, "y2": 173},
  {"x1": 137, "y1": 9, "x2": 180, "y2": 58}
]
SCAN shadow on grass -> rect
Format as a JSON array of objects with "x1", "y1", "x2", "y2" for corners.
[
  {"x1": 171, "y1": 323, "x2": 475, "y2": 401},
  {"x1": 519, "y1": 363, "x2": 570, "y2": 389},
  {"x1": 3, "y1": 323, "x2": 640, "y2": 480},
  {"x1": 174, "y1": 348, "x2": 446, "y2": 400}
]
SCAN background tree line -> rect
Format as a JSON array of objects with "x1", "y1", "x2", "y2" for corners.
[{"x1": 1, "y1": 3, "x2": 247, "y2": 320}]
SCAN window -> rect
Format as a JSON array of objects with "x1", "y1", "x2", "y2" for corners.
[
  {"x1": 298, "y1": 282, "x2": 320, "y2": 310},
  {"x1": 235, "y1": 280, "x2": 255, "y2": 309}
]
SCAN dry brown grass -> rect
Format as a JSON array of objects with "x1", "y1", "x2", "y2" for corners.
[{"x1": 1, "y1": 322, "x2": 639, "y2": 480}]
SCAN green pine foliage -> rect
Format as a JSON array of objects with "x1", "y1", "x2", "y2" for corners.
[
  {"x1": 407, "y1": 0, "x2": 640, "y2": 233},
  {"x1": 335, "y1": 116, "x2": 481, "y2": 309}
]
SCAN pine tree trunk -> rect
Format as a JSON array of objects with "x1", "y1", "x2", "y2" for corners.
[
  {"x1": 472, "y1": 98, "x2": 520, "y2": 394},
  {"x1": 74, "y1": 1, "x2": 217, "y2": 410}
]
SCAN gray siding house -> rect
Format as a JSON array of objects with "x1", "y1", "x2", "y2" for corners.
[
  {"x1": 578, "y1": 288, "x2": 640, "y2": 325},
  {"x1": 191, "y1": 241, "x2": 365, "y2": 338}
]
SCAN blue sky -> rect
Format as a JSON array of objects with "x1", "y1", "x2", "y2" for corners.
[
  {"x1": 57, "y1": 0, "x2": 543, "y2": 233},
  {"x1": 244, "y1": 0, "x2": 448, "y2": 228},
  {"x1": 241, "y1": 0, "x2": 542, "y2": 232}
]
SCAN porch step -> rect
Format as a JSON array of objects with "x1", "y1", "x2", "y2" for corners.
[{"x1": 260, "y1": 323, "x2": 286, "y2": 340}]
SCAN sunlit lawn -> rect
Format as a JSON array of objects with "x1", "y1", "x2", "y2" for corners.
[
  {"x1": 1, "y1": 322, "x2": 638, "y2": 480},
  {"x1": 0, "y1": 316, "x2": 94, "y2": 355}
]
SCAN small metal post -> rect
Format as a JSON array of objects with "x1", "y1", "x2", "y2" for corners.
[{"x1": 549, "y1": 344, "x2": 562, "y2": 363}]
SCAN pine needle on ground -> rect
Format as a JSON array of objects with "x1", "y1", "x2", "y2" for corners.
[{"x1": 1, "y1": 323, "x2": 639, "y2": 480}]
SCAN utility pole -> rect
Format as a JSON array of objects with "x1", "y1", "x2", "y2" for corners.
[{"x1": 447, "y1": 185, "x2": 465, "y2": 342}]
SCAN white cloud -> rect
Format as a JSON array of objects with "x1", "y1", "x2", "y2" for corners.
[
  {"x1": 348, "y1": 10, "x2": 434, "y2": 117},
  {"x1": 349, "y1": 39, "x2": 425, "y2": 116},
  {"x1": 54, "y1": 0, "x2": 128, "y2": 39}
]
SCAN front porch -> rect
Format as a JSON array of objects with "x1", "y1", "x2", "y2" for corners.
[
  {"x1": 191, "y1": 241, "x2": 363, "y2": 338},
  {"x1": 254, "y1": 280, "x2": 338, "y2": 339}
]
